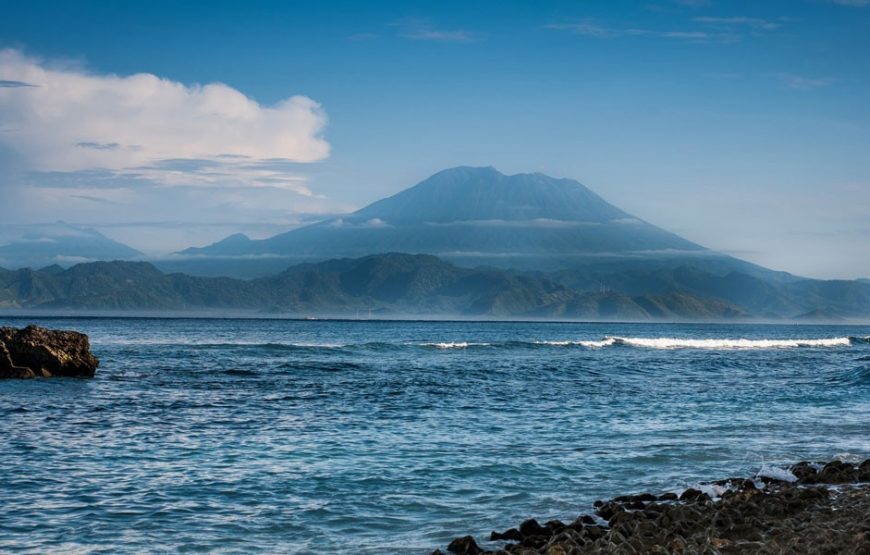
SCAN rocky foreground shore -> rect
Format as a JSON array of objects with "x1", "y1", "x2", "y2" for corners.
[
  {"x1": 434, "y1": 459, "x2": 870, "y2": 555},
  {"x1": 0, "y1": 325, "x2": 99, "y2": 378}
]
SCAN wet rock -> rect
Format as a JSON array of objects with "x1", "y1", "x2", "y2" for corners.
[
  {"x1": 544, "y1": 520, "x2": 566, "y2": 535},
  {"x1": 0, "y1": 325, "x2": 99, "y2": 379},
  {"x1": 594, "y1": 501, "x2": 623, "y2": 521},
  {"x1": 583, "y1": 525, "x2": 606, "y2": 541},
  {"x1": 519, "y1": 535, "x2": 549, "y2": 549},
  {"x1": 679, "y1": 488, "x2": 709, "y2": 502},
  {"x1": 817, "y1": 460, "x2": 858, "y2": 484},
  {"x1": 518, "y1": 518, "x2": 548, "y2": 538},
  {"x1": 790, "y1": 461, "x2": 820, "y2": 484},
  {"x1": 490, "y1": 528, "x2": 522, "y2": 542},
  {"x1": 613, "y1": 492, "x2": 656, "y2": 504},
  {"x1": 447, "y1": 535, "x2": 481, "y2": 554},
  {"x1": 434, "y1": 460, "x2": 870, "y2": 555},
  {"x1": 568, "y1": 515, "x2": 596, "y2": 531},
  {"x1": 0, "y1": 341, "x2": 31, "y2": 378}
]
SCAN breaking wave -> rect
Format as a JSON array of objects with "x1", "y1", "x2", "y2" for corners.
[
  {"x1": 420, "y1": 342, "x2": 493, "y2": 349},
  {"x1": 536, "y1": 336, "x2": 860, "y2": 350},
  {"x1": 98, "y1": 335, "x2": 868, "y2": 352}
]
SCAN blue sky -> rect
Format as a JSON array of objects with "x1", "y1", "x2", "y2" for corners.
[{"x1": 1, "y1": 0, "x2": 868, "y2": 278}]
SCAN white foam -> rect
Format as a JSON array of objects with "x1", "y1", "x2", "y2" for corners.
[
  {"x1": 538, "y1": 336, "x2": 852, "y2": 350},
  {"x1": 421, "y1": 342, "x2": 491, "y2": 349},
  {"x1": 755, "y1": 464, "x2": 798, "y2": 483},
  {"x1": 618, "y1": 337, "x2": 850, "y2": 349},
  {"x1": 697, "y1": 483, "x2": 730, "y2": 498},
  {"x1": 578, "y1": 338, "x2": 619, "y2": 348},
  {"x1": 536, "y1": 338, "x2": 616, "y2": 348},
  {"x1": 833, "y1": 452, "x2": 866, "y2": 464}
]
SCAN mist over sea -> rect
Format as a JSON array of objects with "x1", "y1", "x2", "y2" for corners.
[{"x1": 2, "y1": 317, "x2": 869, "y2": 553}]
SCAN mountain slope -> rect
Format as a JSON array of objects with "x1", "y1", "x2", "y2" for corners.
[
  {"x1": 551, "y1": 266, "x2": 870, "y2": 319},
  {"x1": 0, "y1": 255, "x2": 747, "y2": 320},
  {"x1": 176, "y1": 167, "x2": 719, "y2": 277}
]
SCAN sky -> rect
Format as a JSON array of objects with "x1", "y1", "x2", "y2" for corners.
[{"x1": 0, "y1": 0, "x2": 868, "y2": 279}]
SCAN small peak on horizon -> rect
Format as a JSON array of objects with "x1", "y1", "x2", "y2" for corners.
[
  {"x1": 211, "y1": 233, "x2": 252, "y2": 247},
  {"x1": 223, "y1": 233, "x2": 251, "y2": 241}
]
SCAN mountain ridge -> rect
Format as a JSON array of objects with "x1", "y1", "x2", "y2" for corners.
[
  {"x1": 0, "y1": 255, "x2": 749, "y2": 320},
  {"x1": 3, "y1": 255, "x2": 869, "y2": 321}
]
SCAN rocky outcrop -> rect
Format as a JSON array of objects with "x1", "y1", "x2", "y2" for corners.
[
  {"x1": 0, "y1": 325, "x2": 99, "y2": 378},
  {"x1": 434, "y1": 459, "x2": 870, "y2": 555}
]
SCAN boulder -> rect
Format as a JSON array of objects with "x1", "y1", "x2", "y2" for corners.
[
  {"x1": 446, "y1": 535, "x2": 481, "y2": 555},
  {"x1": 0, "y1": 325, "x2": 99, "y2": 378}
]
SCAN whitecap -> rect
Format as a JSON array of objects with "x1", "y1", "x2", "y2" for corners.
[
  {"x1": 755, "y1": 464, "x2": 798, "y2": 483},
  {"x1": 420, "y1": 342, "x2": 491, "y2": 349},
  {"x1": 537, "y1": 336, "x2": 852, "y2": 350},
  {"x1": 535, "y1": 338, "x2": 617, "y2": 348}
]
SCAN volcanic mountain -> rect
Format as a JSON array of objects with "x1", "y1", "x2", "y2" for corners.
[
  {"x1": 0, "y1": 222, "x2": 141, "y2": 270},
  {"x1": 175, "y1": 166, "x2": 749, "y2": 278}
]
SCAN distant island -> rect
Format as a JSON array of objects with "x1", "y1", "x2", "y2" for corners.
[{"x1": 1, "y1": 167, "x2": 868, "y2": 320}]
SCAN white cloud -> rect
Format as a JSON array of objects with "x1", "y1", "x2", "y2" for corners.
[
  {"x1": 401, "y1": 28, "x2": 480, "y2": 42},
  {"x1": 543, "y1": 21, "x2": 739, "y2": 43},
  {"x1": 0, "y1": 49, "x2": 349, "y2": 253},
  {"x1": 767, "y1": 72, "x2": 835, "y2": 89},
  {"x1": 693, "y1": 16, "x2": 781, "y2": 30},
  {"x1": 395, "y1": 20, "x2": 484, "y2": 43},
  {"x1": 0, "y1": 49, "x2": 329, "y2": 187},
  {"x1": 545, "y1": 15, "x2": 785, "y2": 43}
]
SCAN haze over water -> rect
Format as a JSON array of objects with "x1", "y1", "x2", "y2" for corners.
[{"x1": 2, "y1": 317, "x2": 868, "y2": 554}]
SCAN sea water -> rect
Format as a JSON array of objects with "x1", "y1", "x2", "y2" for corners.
[{"x1": 1, "y1": 317, "x2": 869, "y2": 553}]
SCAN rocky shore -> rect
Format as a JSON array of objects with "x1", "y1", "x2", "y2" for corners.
[
  {"x1": 0, "y1": 325, "x2": 99, "y2": 378},
  {"x1": 434, "y1": 459, "x2": 870, "y2": 555}
]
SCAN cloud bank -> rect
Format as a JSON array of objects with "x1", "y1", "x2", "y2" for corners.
[
  {"x1": 0, "y1": 49, "x2": 329, "y2": 189},
  {"x1": 0, "y1": 49, "x2": 347, "y2": 253}
]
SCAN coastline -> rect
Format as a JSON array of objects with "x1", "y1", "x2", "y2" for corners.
[{"x1": 433, "y1": 459, "x2": 870, "y2": 554}]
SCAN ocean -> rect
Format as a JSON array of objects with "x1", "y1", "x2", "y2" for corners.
[{"x1": 1, "y1": 317, "x2": 869, "y2": 553}]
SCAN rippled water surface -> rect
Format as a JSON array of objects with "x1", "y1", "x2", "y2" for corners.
[{"x1": 1, "y1": 317, "x2": 869, "y2": 553}]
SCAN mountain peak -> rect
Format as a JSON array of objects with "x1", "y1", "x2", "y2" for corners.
[
  {"x1": 350, "y1": 166, "x2": 629, "y2": 225},
  {"x1": 178, "y1": 166, "x2": 708, "y2": 276}
]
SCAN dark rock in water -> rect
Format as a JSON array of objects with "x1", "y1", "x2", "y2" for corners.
[
  {"x1": 613, "y1": 492, "x2": 656, "y2": 504},
  {"x1": 679, "y1": 488, "x2": 709, "y2": 502},
  {"x1": 490, "y1": 528, "x2": 522, "y2": 542},
  {"x1": 447, "y1": 535, "x2": 481, "y2": 554},
  {"x1": 817, "y1": 460, "x2": 858, "y2": 483},
  {"x1": 790, "y1": 461, "x2": 820, "y2": 483},
  {"x1": 518, "y1": 519, "x2": 548, "y2": 538},
  {"x1": 0, "y1": 325, "x2": 99, "y2": 378},
  {"x1": 1, "y1": 341, "x2": 30, "y2": 378},
  {"x1": 433, "y1": 459, "x2": 870, "y2": 555}
]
